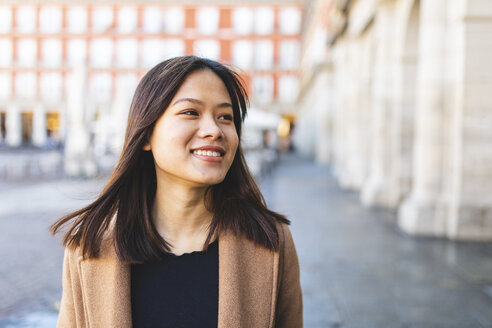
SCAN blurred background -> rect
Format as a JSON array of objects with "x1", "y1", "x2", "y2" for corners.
[{"x1": 0, "y1": 0, "x2": 492, "y2": 327}]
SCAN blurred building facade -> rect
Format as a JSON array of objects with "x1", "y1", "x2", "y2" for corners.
[
  {"x1": 0, "y1": 0, "x2": 302, "y2": 176},
  {"x1": 296, "y1": 0, "x2": 492, "y2": 241}
]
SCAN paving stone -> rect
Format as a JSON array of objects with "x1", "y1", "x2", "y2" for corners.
[
  {"x1": 1, "y1": 153, "x2": 492, "y2": 328},
  {"x1": 259, "y1": 154, "x2": 492, "y2": 328}
]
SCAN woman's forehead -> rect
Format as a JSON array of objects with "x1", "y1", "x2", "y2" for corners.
[{"x1": 172, "y1": 69, "x2": 232, "y2": 104}]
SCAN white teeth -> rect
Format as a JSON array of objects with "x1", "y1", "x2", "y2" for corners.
[{"x1": 193, "y1": 150, "x2": 222, "y2": 157}]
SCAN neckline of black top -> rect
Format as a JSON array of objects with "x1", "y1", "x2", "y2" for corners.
[{"x1": 164, "y1": 238, "x2": 218, "y2": 258}]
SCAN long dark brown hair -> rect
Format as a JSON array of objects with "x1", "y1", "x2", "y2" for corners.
[{"x1": 51, "y1": 56, "x2": 289, "y2": 263}]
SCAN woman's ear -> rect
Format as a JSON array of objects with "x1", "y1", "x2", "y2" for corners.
[{"x1": 143, "y1": 130, "x2": 153, "y2": 151}]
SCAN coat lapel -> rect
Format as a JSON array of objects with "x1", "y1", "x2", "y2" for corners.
[
  {"x1": 218, "y1": 231, "x2": 279, "y2": 328},
  {"x1": 78, "y1": 232, "x2": 279, "y2": 328},
  {"x1": 79, "y1": 239, "x2": 132, "y2": 328}
]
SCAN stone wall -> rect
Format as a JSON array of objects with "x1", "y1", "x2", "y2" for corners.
[{"x1": 296, "y1": 0, "x2": 492, "y2": 241}]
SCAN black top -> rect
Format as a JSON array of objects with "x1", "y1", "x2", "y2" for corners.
[{"x1": 131, "y1": 239, "x2": 219, "y2": 328}]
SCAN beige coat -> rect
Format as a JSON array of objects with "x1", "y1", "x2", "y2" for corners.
[{"x1": 57, "y1": 223, "x2": 303, "y2": 328}]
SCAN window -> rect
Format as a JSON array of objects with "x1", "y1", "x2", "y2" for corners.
[
  {"x1": 141, "y1": 39, "x2": 164, "y2": 67},
  {"x1": 196, "y1": 7, "x2": 219, "y2": 35},
  {"x1": 93, "y1": 6, "x2": 113, "y2": 32},
  {"x1": 232, "y1": 40, "x2": 253, "y2": 69},
  {"x1": 16, "y1": 6, "x2": 36, "y2": 33},
  {"x1": 118, "y1": 6, "x2": 137, "y2": 33},
  {"x1": 254, "y1": 7, "x2": 274, "y2": 35},
  {"x1": 42, "y1": 38, "x2": 62, "y2": 67},
  {"x1": 0, "y1": 6, "x2": 12, "y2": 33},
  {"x1": 143, "y1": 6, "x2": 162, "y2": 33},
  {"x1": 16, "y1": 72, "x2": 37, "y2": 98},
  {"x1": 39, "y1": 6, "x2": 62, "y2": 33},
  {"x1": 142, "y1": 39, "x2": 185, "y2": 66},
  {"x1": 278, "y1": 75, "x2": 299, "y2": 103},
  {"x1": 279, "y1": 40, "x2": 300, "y2": 69},
  {"x1": 193, "y1": 40, "x2": 220, "y2": 61},
  {"x1": 163, "y1": 39, "x2": 185, "y2": 59},
  {"x1": 0, "y1": 73, "x2": 11, "y2": 99},
  {"x1": 17, "y1": 39, "x2": 37, "y2": 67},
  {"x1": 90, "y1": 38, "x2": 113, "y2": 67},
  {"x1": 116, "y1": 39, "x2": 138, "y2": 67},
  {"x1": 40, "y1": 73, "x2": 62, "y2": 100},
  {"x1": 164, "y1": 7, "x2": 184, "y2": 34},
  {"x1": 254, "y1": 40, "x2": 273, "y2": 69},
  {"x1": 232, "y1": 7, "x2": 253, "y2": 35},
  {"x1": 67, "y1": 6, "x2": 87, "y2": 33},
  {"x1": 252, "y1": 75, "x2": 274, "y2": 104},
  {"x1": 90, "y1": 73, "x2": 112, "y2": 101},
  {"x1": 67, "y1": 39, "x2": 86, "y2": 66},
  {"x1": 116, "y1": 73, "x2": 138, "y2": 97},
  {"x1": 279, "y1": 7, "x2": 301, "y2": 35},
  {"x1": 0, "y1": 39, "x2": 12, "y2": 66}
]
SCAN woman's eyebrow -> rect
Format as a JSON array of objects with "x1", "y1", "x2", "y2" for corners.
[
  {"x1": 172, "y1": 97, "x2": 232, "y2": 108},
  {"x1": 172, "y1": 97, "x2": 204, "y2": 106},
  {"x1": 216, "y1": 102, "x2": 233, "y2": 109}
]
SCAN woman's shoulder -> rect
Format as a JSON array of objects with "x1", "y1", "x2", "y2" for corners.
[
  {"x1": 62, "y1": 211, "x2": 118, "y2": 262},
  {"x1": 275, "y1": 222, "x2": 295, "y2": 250},
  {"x1": 274, "y1": 222, "x2": 300, "y2": 272},
  {"x1": 63, "y1": 243, "x2": 81, "y2": 264},
  {"x1": 63, "y1": 230, "x2": 117, "y2": 264}
]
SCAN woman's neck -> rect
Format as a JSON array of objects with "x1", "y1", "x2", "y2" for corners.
[{"x1": 151, "y1": 177, "x2": 214, "y2": 255}]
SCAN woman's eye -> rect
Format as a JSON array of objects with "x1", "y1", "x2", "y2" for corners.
[
  {"x1": 219, "y1": 114, "x2": 233, "y2": 121},
  {"x1": 181, "y1": 110, "x2": 199, "y2": 116}
]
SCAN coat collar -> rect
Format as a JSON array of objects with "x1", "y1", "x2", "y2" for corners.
[{"x1": 77, "y1": 231, "x2": 279, "y2": 328}]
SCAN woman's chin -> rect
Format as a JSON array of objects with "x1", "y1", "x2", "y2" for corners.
[{"x1": 194, "y1": 176, "x2": 226, "y2": 187}]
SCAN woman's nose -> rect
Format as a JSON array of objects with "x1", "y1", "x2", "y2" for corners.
[{"x1": 197, "y1": 116, "x2": 224, "y2": 140}]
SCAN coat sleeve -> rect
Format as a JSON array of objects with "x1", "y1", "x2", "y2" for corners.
[
  {"x1": 57, "y1": 247, "x2": 85, "y2": 328},
  {"x1": 275, "y1": 224, "x2": 303, "y2": 328}
]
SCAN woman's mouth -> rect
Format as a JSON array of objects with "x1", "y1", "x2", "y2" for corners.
[
  {"x1": 191, "y1": 146, "x2": 226, "y2": 162},
  {"x1": 192, "y1": 150, "x2": 223, "y2": 157}
]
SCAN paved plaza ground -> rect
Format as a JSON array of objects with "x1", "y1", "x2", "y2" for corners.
[{"x1": 0, "y1": 154, "x2": 492, "y2": 327}]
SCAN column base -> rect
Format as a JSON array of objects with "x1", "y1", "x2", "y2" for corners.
[
  {"x1": 399, "y1": 197, "x2": 492, "y2": 241},
  {"x1": 361, "y1": 178, "x2": 398, "y2": 208},
  {"x1": 397, "y1": 197, "x2": 445, "y2": 236},
  {"x1": 447, "y1": 205, "x2": 492, "y2": 241}
]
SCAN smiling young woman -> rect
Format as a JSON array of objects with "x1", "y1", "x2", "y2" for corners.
[{"x1": 51, "y1": 56, "x2": 302, "y2": 328}]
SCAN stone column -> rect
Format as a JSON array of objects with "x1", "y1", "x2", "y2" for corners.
[
  {"x1": 32, "y1": 104, "x2": 47, "y2": 147},
  {"x1": 343, "y1": 39, "x2": 365, "y2": 189},
  {"x1": 439, "y1": 0, "x2": 492, "y2": 240},
  {"x1": 6, "y1": 105, "x2": 21, "y2": 147},
  {"x1": 361, "y1": 0, "x2": 398, "y2": 207},
  {"x1": 346, "y1": 36, "x2": 374, "y2": 191},
  {"x1": 293, "y1": 63, "x2": 333, "y2": 165},
  {"x1": 64, "y1": 65, "x2": 97, "y2": 177},
  {"x1": 389, "y1": 0, "x2": 420, "y2": 207},
  {"x1": 398, "y1": 0, "x2": 448, "y2": 235},
  {"x1": 109, "y1": 76, "x2": 133, "y2": 155},
  {"x1": 313, "y1": 63, "x2": 334, "y2": 165},
  {"x1": 293, "y1": 88, "x2": 317, "y2": 158},
  {"x1": 331, "y1": 40, "x2": 350, "y2": 183}
]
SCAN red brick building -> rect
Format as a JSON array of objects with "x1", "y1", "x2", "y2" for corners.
[{"x1": 0, "y1": 1, "x2": 303, "y2": 148}]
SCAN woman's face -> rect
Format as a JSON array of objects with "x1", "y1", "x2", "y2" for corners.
[{"x1": 144, "y1": 69, "x2": 239, "y2": 187}]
